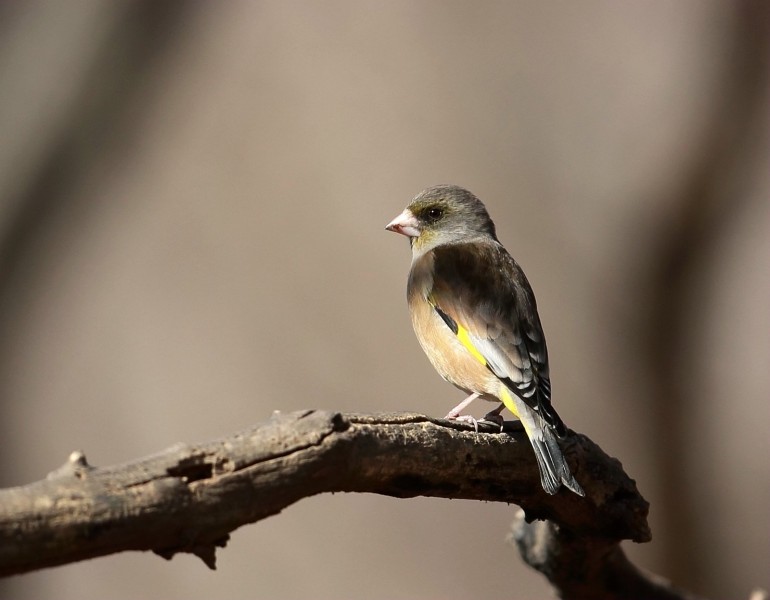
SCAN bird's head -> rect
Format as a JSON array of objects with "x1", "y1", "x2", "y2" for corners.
[{"x1": 386, "y1": 185, "x2": 497, "y2": 254}]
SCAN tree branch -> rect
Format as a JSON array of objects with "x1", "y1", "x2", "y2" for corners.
[
  {"x1": 511, "y1": 515, "x2": 708, "y2": 600},
  {"x1": 1, "y1": 410, "x2": 651, "y2": 589}
]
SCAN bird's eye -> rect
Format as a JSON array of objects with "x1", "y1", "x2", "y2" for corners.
[{"x1": 426, "y1": 207, "x2": 443, "y2": 221}]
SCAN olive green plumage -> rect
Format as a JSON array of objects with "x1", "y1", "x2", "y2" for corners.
[{"x1": 387, "y1": 185, "x2": 583, "y2": 496}]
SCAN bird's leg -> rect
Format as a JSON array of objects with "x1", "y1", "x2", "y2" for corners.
[
  {"x1": 445, "y1": 392, "x2": 480, "y2": 418},
  {"x1": 445, "y1": 393, "x2": 481, "y2": 432},
  {"x1": 480, "y1": 403, "x2": 505, "y2": 431}
]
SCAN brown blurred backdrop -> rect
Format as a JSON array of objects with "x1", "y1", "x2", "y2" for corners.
[{"x1": 1, "y1": 2, "x2": 768, "y2": 599}]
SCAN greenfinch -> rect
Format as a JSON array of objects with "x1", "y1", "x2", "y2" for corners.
[{"x1": 387, "y1": 185, "x2": 584, "y2": 496}]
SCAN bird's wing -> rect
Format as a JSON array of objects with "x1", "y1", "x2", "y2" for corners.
[{"x1": 428, "y1": 241, "x2": 565, "y2": 434}]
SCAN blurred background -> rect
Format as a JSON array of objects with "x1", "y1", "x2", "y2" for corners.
[{"x1": 1, "y1": 1, "x2": 768, "y2": 598}]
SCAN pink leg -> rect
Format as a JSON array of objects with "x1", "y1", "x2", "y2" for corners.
[
  {"x1": 445, "y1": 393, "x2": 481, "y2": 432},
  {"x1": 445, "y1": 392, "x2": 480, "y2": 419}
]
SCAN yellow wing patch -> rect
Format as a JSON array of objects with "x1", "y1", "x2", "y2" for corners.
[
  {"x1": 456, "y1": 324, "x2": 488, "y2": 366},
  {"x1": 451, "y1": 320, "x2": 525, "y2": 418},
  {"x1": 427, "y1": 295, "x2": 490, "y2": 371},
  {"x1": 500, "y1": 386, "x2": 521, "y2": 418},
  {"x1": 429, "y1": 296, "x2": 523, "y2": 420}
]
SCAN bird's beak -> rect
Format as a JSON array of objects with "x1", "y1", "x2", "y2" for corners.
[{"x1": 385, "y1": 209, "x2": 421, "y2": 238}]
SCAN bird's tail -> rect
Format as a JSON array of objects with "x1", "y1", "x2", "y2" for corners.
[
  {"x1": 501, "y1": 389, "x2": 584, "y2": 496},
  {"x1": 527, "y1": 421, "x2": 584, "y2": 496}
]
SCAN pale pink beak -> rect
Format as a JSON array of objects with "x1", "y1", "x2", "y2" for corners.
[{"x1": 385, "y1": 209, "x2": 421, "y2": 238}]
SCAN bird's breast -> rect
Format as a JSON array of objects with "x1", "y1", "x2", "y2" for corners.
[{"x1": 407, "y1": 261, "x2": 498, "y2": 398}]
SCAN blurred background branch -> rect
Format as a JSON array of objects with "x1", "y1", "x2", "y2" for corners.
[
  {"x1": 0, "y1": 1, "x2": 192, "y2": 285},
  {"x1": 639, "y1": 0, "x2": 770, "y2": 584}
]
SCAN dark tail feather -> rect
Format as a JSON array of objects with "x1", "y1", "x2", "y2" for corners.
[
  {"x1": 530, "y1": 429, "x2": 584, "y2": 496},
  {"x1": 539, "y1": 401, "x2": 567, "y2": 437},
  {"x1": 505, "y1": 388, "x2": 584, "y2": 495}
]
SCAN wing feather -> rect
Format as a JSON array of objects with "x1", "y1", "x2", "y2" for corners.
[{"x1": 428, "y1": 241, "x2": 566, "y2": 435}]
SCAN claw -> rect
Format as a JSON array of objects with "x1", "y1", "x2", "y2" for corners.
[
  {"x1": 479, "y1": 412, "x2": 504, "y2": 432},
  {"x1": 448, "y1": 413, "x2": 479, "y2": 433}
]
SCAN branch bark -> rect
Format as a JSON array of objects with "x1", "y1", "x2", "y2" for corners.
[
  {"x1": 511, "y1": 516, "x2": 707, "y2": 600},
  {"x1": 0, "y1": 409, "x2": 699, "y2": 599}
]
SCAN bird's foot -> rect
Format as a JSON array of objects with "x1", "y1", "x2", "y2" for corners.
[
  {"x1": 445, "y1": 413, "x2": 479, "y2": 433},
  {"x1": 478, "y1": 411, "x2": 504, "y2": 432}
]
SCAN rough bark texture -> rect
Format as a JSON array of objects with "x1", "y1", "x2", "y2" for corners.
[
  {"x1": 3, "y1": 409, "x2": 757, "y2": 600},
  {"x1": 511, "y1": 515, "x2": 708, "y2": 600},
  {"x1": 1, "y1": 411, "x2": 643, "y2": 574}
]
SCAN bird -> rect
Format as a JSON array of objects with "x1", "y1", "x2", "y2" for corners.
[{"x1": 386, "y1": 184, "x2": 584, "y2": 496}]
